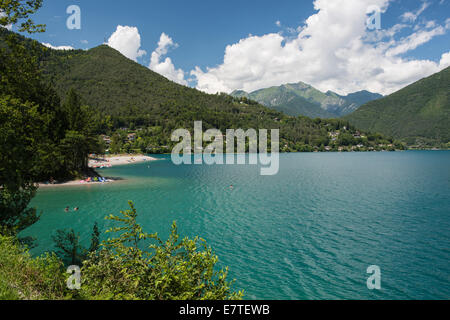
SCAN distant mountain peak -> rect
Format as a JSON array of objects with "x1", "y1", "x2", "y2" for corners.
[{"x1": 231, "y1": 82, "x2": 382, "y2": 118}]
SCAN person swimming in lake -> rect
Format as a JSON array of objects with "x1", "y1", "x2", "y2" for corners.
[
  {"x1": 74, "y1": 207, "x2": 79, "y2": 212},
  {"x1": 229, "y1": 185, "x2": 234, "y2": 190},
  {"x1": 64, "y1": 207, "x2": 70, "y2": 212}
]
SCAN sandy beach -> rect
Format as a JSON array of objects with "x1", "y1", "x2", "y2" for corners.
[
  {"x1": 39, "y1": 155, "x2": 158, "y2": 188},
  {"x1": 89, "y1": 155, "x2": 158, "y2": 168}
]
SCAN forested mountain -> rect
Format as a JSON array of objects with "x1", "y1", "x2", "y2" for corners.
[
  {"x1": 340, "y1": 90, "x2": 384, "y2": 107},
  {"x1": 345, "y1": 67, "x2": 450, "y2": 147},
  {"x1": 231, "y1": 85, "x2": 336, "y2": 118},
  {"x1": 231, "y1": 83, "x2": 382, "y2": 118},
  {"x1": 0, "y1": 28, "x2": 401, "y2": 154}
]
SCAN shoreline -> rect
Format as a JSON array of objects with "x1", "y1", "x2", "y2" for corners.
[
  {"x1": 89, "y1": 154, "x2": 158, "y2": 168},
  {"x1": 38, "y1": 155, "x2": 158, "y2": 188}
]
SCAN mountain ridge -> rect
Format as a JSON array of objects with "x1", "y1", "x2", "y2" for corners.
[
  {"x1": 231, "y1": 83, "x2": 382, "y2": 118},
  {"x1": 0, "y1": 28, "x2": 404, "y2": 152},
  {"x1": 345, "y1": 66, "x2": 450, "y2": 146}
]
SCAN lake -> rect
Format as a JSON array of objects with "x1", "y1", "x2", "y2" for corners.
[{"x1": 23, "y1": 151, "x2": 450, "y2": 300}]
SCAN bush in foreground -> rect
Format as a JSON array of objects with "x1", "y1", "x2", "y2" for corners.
[{"x1": 0, "y1": 202, "x2": 243, "y2": 300}]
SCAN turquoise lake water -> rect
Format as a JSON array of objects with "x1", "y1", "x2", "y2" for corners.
[{"x1": 23, "y1": 151, "x2": 450, "y2": 300}]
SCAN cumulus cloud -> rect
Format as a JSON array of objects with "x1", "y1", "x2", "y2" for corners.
[
  {"x1": 191, "y1": 0, "x2": 449, "y2": 95},
  {"x1": 440, "y1": 51, "x2": 450, "y2": 68},
  {"x1": 149, "y1": 33, "x2": 187, "y2": 85},
  {"x1": 42, "y1": 43, "x2": 74, "y2": 50},
  {"x1": 107, "y1": 25, "x2": 146, "y2": 62}
]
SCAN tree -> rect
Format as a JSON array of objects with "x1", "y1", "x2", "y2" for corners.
[
  {"x1": 0, "y1": 184, "x2": 39, "y2": 235},
  {"x1": 60, "y1": 131, "x2": 91, "y2": 174},
  {"x1": 0, "y1": 0, "x2": 45, "y2": 33},
  {"x1": 52, "y1": 229, "x2": 87, "y2": 266},
  {"x1": 94, "y1": 136, "x2": 107, "y2": 156},
  {"x1": 110, "y1": 134, "x2": 123, "y2": 154},
  {"x1": 337, "y1": 133, "x2": 356, "y2": 146},
  {"x1": 80, "y1": 201, "x2": 244, "y2": 300},
  {"x1": 0, "y1": 97, "x2": 42, "y2": 233},
  {"x1": 0, "y1": 0, "x2": 49, "y2": 234},
  {"x1": 64, "y1": 88, "x2": 85, "y2": 132},
  {"x1": 52, "y1": 222, "x2": 101, "y2": 267},
  {"x1": 58, "y1": 89, "x2": 99, "y2": 175},
  {"x1": 88, "y1": 222, "x2": 100, "y2": 254}
]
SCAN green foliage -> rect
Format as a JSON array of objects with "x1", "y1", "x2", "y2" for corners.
[
  {"x1": 64, "y1": 88, "x2": 85, "y2": 131},
  {"x1": 0, "y1": 2, "x2": 50, "y2": 236},
  {"x1": 52, "y1": 229, "x2": 86, "y2": 266},
  {"x1": 0, "y1": 184, "x2": 39, "y2": 234},
  {"x1": 0, "y1": 96, "x2": 42, "y2": 232},
  {"x1": 0, "y1": 234, "x2": 67, "y2": 300},
  {"x1": 80, "y1": 201, "x2": 243, "y2": 300},
  {"x1": 0, "y1": 54, "x2": 99, "y2": 234},
  {"x1": 346, "y1": 67, "x2": 450, "y2": 147},
  {"x1": 0, "y1": 32, "x2": 101, "y2": 181},
  {"x1": 0, "y1": 0, "x2": 45, "y2": 33},
  {"x1": 89, "y1": 222, "x2": 100, "y2": 254},
  {"x1": 52, "y1": 223, "x2": 101, "y2": 266},
  {"x1": 145, "y1": 222, "x2": 242, "y2": 300},
  {"x1": 58, "y1": 89, "x2": 100, "y2": 174},
  {"x1": 2, "y1": 202, "x2": 243, "y2": 300},
  {"x1": 0, "y1": 95, "x2": 42, "y2": 186}
]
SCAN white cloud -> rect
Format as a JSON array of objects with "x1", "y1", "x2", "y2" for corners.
[
  {"x1": 191, "y1": 0, "x2": 449, "y2": 96},
  {"x1": 386, "y1": 25, "x2": 445, "y2": 56},
  {"x1": 81, "y1": 40, "x2": 88, "y2": 44},
  {"x1": 401, "y1": 1, "x2": 430, "y2": 22},
  {"x1": 107, "y1": 25, "x2": 146, "y2": 62},
  {"x1": 440, "y1": 51, "x2": 450, "y2": 68},
  {"x1": 149, "y1": 33, "x2": 187, "y2": 85},
  {"x1": 275, "y1": 21, "x2": 281, "y2": 27},
  {"x1": 42, "y1": 43, "x2": 74, "y2": 50}
]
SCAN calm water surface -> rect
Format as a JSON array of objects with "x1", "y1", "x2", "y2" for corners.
[{"x1": 23, "y1": 151, "x2": 450, "y2": 300}]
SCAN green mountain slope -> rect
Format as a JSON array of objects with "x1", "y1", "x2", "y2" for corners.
[
  {"x1": 232, "y1": 86, "x2": 335, "y2": 118},
  {"x1": 231, "y1": 83, "x2": 382, "y2": 118},
  {"x1": 345, "y1": 67, "x2": 450, "y2": 146},
  {"x1": 341, "y1": 90, "x2": 384, "y2": 107}
]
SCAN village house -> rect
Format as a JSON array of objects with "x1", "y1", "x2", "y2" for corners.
[
  {"x1": 353, "y1": 131, "x2": 362, "y2": 139},
  {"x1": 127, "y1": 133, "x2": 137, "y2": 141},
  {"x1": 101, "y1": 135, "x2": 111, "y2": 145},
  {"x1": 329, "y1": 131, "x2": 340, "y2": 138}
]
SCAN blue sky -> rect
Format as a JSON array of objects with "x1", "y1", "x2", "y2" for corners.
[{"x1": 15, "y1": 0, "x2": 450, "y2": 95}]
